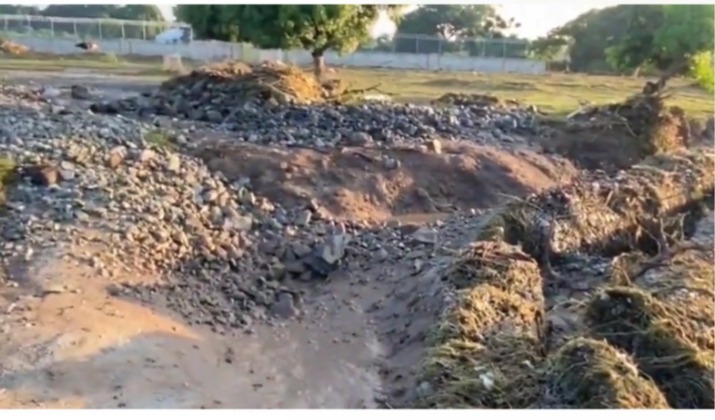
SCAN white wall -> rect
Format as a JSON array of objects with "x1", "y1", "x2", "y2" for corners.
[{"x1": 11, "y1": 36, "x2": 546, "y2": 75}]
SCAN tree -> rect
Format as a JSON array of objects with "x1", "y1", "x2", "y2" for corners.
[
  {"x1": 175, "y1": 5, "x2": 241, "y2": 42},
  {"x1": 178, "y1": 5, "x2": 401, "y2": 79},
  {"x1": 394, "y1": 5, "x2": 518, "y2": 54},
  {"x1": 0, "y1": 5, "x2": 41, "y2": 15}
]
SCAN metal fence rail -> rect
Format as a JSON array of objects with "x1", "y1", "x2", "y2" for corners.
[
  {"x1": 1, "y1": 14, "x2": 530, "y2": 59},
  {"x1": 0, "y1": 14, "x2": 188, "y2": 41},
  {"x1": 359, "y1": 33, "x2": 530, "y2": 59}
]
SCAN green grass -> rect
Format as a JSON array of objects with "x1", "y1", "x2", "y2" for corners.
[
  {"x1": 0, "y1": 53, "x2": 712, "y2": 119},
  {"x1": 337, "y1": 68, "x2": 714, "y2": 119}
]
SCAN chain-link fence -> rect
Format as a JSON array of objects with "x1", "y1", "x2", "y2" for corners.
[
  {"x1": 0, "y1": 14, "x2": 185, "y2": 41},
  {"x1": 360, "y1": 33, "x2": 530, "y2": 59}
]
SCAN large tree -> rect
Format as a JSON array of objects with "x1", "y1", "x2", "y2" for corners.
[
  {"x1": 537, "y1": 4, "x2": 714, "y2": 75},
  {"x1": 603, "y1": 4, "x2": 714, "y2": 75},
  {"x1": 178, "y1": 5, "x2": 401, "y2": 79}
]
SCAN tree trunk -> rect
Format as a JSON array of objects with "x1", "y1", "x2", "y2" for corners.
[
  {"x1": 312, "y1": 49, "x2": 326, "y2": 82},
  {"x1": 632, "y1": 65, "x2": 642, "y2": 78}
]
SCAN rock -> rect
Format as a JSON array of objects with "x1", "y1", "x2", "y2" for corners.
[
  {"x1": 348, "y1": 131, "x2": 373, "y2": 146},
  {"x1": 412, "y1": 226, "x2": 438, "y2": 244},
  {"x1": 426, "y1": 139, "x2": 442, "y2": 154},
  {"x1": 294, "y1": 209, "x2": 312, "y2": 226},
  {"x1": 23, "y1": 164, "x2": 59, "y2": 186},
  {"x1": 70, "y1": 84, "x2": 92, "y2": 100},
  {"x1": 42, "y1": 87, "x2": 61, "y2": 99},
  {"x1": 270, "y1": 291, "x2": 298, "y2": 319}
]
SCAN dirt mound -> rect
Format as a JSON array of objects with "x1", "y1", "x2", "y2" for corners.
[
  {"x1": 544, "y1": 338, "x2": 669, "y2": 408},
  {"x1": 542, "y1": 93, "x2": 690, "y2": 171},
  {"x1": 0, "y1": 37, "x2": 28, "y2": 55},
  {"x1": 478, "y1": 148, "x2": 714, "y2": 262},
  {"x1": 194, "y1": 141, "x2": 578, "y2": 222},
  {"x1": 586, "y1": 287, "x2": 714, "y2": 408},
  {"x1": 159, "y1": 60, "x2": 326, "y2": 108},
  {"x1": 432, "y1": 93, "x2": 515, "y2": 108},
  {"x1": 411, "y1": 241, "x2": 545, "y2": 408}
]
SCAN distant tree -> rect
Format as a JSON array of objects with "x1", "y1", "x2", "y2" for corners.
[
  {"x1": 41, "y1": 5, "x2": 119, "y2": 19},
  {"x1": 0, "y1": 5, "x2": 41, "y2": 15},
  {"x1": 178, "y1": 5, "x2": 401, "y2": 79},
  {"x1": 111, "y1": 5, "x2": 164, "y2": 22},
  {"x1": 394, "y1": 5, "x2": 519, "y2": 55},
  {"x1": 175, "y1": 5, "x2": 240, "y2": 42}
]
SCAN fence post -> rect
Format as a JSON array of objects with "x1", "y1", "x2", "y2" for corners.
[
  {"x1": 415, "y1": 36, "x2": 419, "y2": 54},
  {"x1": 121, "y1": 22, "x2": 125, "y2": 39},
  {"x1": 98, "y1": 20, "x2": 102, "y2": 39},
  {"x1": 73, "y1": 19, "x2": 77, "y2": 38}
]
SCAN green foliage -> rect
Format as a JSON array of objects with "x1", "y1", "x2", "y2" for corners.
[
  {"x1": 179, "y1": 5, "x2": 394, "y2": 57},
  {"x1": 394, "y1": 5, "x2": 520, "y2": 55},
  {"x1": 40, "y1": 5, "x2": 164, "y2": 21},
  {"x1": 538, "y1": 4, "x2": 715, "y2": 75},
  {"x1": 690, "y1": 51, "x2": 714, "y2": 94},
  {"x1": 175, "y1": 5, "x2": 241, "y2": 42}
]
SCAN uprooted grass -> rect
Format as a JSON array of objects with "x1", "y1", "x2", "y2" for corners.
[
  {"x1": 0, "y1": 155, "x2": 18, "y2": 207},
  {"x1": 586, "y1": 287, "x2": 714, "y2": 408},
  {"x1": 477, "y1": 148, "x2": 715, "y2": 262},
  {"x1": 608, "y1": 248, "x2": 714, "y2": 351},
  {"x1": 543, "y1": 92, "x2": 690, "y2": 171},
  {"x1": 544, "y1": 337, "x2": 669, "y2": 408},
  {"x1": 411, "y1": 241, "x2": 545, "y2": 408}
]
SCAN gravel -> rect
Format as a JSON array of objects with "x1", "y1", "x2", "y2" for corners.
[{"x1": 1, "y1": 85, "x2": 465, "y2": 331}]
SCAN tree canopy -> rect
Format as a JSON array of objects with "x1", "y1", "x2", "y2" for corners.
[
  {"x1": 177, "y1": 5, "x2": 401, "y2": 78},
  {"x1": 0, "y1": 4, "x2": 164, "y2": 21},
  {"x1": 393, "y1": 5, "x2": 521, "y2": 55},
  {"x1": 537, "y1": 4, "x2": 715, "y2": 75}
]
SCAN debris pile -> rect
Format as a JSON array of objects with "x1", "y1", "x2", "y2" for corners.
[
  {"x1": 412, "y1": 241, "x2": 545, "y2": 408},
  {"x1": 544, "y1": 92, "x2": 691, "y2": 171},
  {"x1": 544, "y1": 338, "x2": 669, "y2": 408},
  {"x1": 0, "y1": 37, "x2": 28, "y2": 55},
  {"x1": 478, "y1": 148, "x2": 714, "y2": 261},
  {"x1": 586, "y1": 287, "x2": 714, "y2": 408}
]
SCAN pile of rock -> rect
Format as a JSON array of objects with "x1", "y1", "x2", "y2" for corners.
[{"x1": 1, "y1": 86, "x2": 456, "y2": 328}]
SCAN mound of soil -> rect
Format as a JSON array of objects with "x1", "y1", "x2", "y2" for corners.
[
  {"x1": 0, "y1": 38, "x2": 28, "y2": 55},
  {"x1": 542, "y1": 93, "x2": 690, "y2": 172},
  {"x1": 432, "y1": 93, "x2": 515, "y2": 108},
  {"x1": 413, "y1": 241, "x2": 545, "y2": 408},
  {"x1": 545, "y1": 338, "x2": 669, "y2": 408},
  {"x1": 479, "y1": 147, "x2": 715, "y2": 262},
  {"x1": 161, "y1": 60, "x2": 326, "y2": 106},
  {"x1": 586, "y1": 287, "x2": 714, "y2": 408},
  {"x1": 194, "y1": 141, "x2": 578, "y2": 222}
]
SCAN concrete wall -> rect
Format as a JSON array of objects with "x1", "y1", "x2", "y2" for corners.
[{"x1": 11, "y1": 36, "x2": 546, "y2": 75}]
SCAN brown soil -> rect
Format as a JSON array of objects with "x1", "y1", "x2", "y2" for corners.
[
  {"x1": 0, "y1": 229, "x2": 427, "y2": 408},
  {"x1": 195, "y1": 140, "x2": 578, "y2": 223},
  {"x1": 539, "y1": 94, "x2": 690, "y2": 172}
]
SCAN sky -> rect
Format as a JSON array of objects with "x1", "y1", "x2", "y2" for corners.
[{"x1": 155, "y1": 2, "x2": 622, "y2": 40}]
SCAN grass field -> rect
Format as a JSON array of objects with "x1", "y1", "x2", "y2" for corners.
[{"x1": 1, "y1": 53, "x2": 712, "y2": 119}]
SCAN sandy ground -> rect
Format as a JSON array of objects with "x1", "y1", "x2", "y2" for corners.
[{"x1": 1, "y1": 228, "x2": 448, "y2": 408}]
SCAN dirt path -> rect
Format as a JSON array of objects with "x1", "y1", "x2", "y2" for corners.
[{"x1": 0, "y1": 225, "x2": 451, "y2": 408}]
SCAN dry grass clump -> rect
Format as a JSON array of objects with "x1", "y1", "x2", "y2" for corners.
[
  {"x1": 160, "y1": 60, "x2": 326, "y2": 106},
  {"x1": 411, "y1": 241, "x2": 545, "y2": 408},
  {"x1": 477, "y1": 148, "x2": 715, "y2": 262},
  {"x1": 544, "y1": 337, "x2": 669, "y2": 408},
  {"x1": 432, "y1": 93, "x2": 503, "y2": 108},
  {"x1": 0, "y1": 155, "x2": 18, "y2": 207},
  {"x1": 586, "y1": 287, "x2": 714, "y2": 408},
  {"x1": 0, "y1": 37, "x2": 29, "y2": 55}
]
